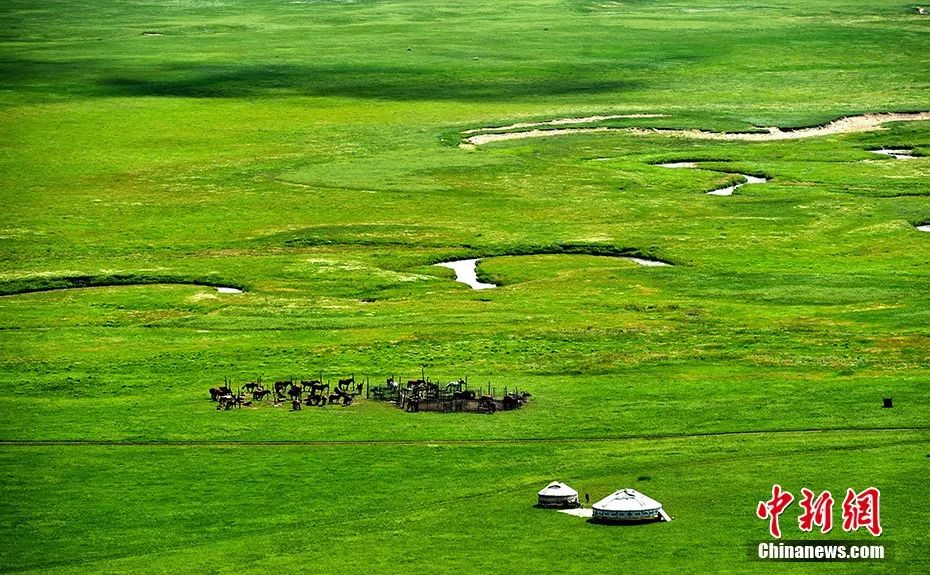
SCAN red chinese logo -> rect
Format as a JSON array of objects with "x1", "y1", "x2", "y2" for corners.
[
  {"x1": 758, "y1": 486, "x2": 881, "y2": 538},
  {"x1": 757, "y1": 484, "x2": 794, "y2": 538},
  {"x1": 798, "y1": 488, "x2": 834, "y2": 533},
  {"x1": 842, "y1": 487, "x2": 882, "y2": 536}
]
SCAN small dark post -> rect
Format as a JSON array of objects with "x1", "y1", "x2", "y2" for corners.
[
  {"x1": 883, "y1": 397, "x2": 893, "y2": 408},
  {"x1": 585, "y1": 493, "x2": 590, "y2": 504}
]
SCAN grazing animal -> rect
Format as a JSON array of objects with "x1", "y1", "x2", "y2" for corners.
[
  {"x1": 308, "y1": 381, "x2": 329, "y2": 395},
  {"x1": 288, "y1": 384, "x2": 303, "y2": 400},
  {"x1": 209, "y1": 386, "x2": 232, "y2": 401},
  {"x1": 452, "y1": 390, "x2": 476, "y2": 401},
  {"x1": 291, "y1": 399, "x2": 302, "y2": 411},
  {"x1": 252, "y1": 389, "x2": 271, "y2": 401},
  {"x1": 338, "y1": 376, "x2": 355, "y2": 390},
  {"x1": 306, "y1": 391, "x2": 327, "y2": 406},
  {"x1": 244, "y1": 382, "x2": 259, "y2": 393},
  {"x1": 329, "y1": 387, "x2": 353, "y2": 406},
  {"x1": 274, "y1": 381, "x2": 291, "y2": 396}
]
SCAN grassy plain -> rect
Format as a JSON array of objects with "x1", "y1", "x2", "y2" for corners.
[{"x1": 1, "y1": 0, "x2": 929, "y2": 573}]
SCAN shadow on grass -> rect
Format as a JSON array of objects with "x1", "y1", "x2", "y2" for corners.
[{"x1": 1, "y1": 57, "x2": 647, "y2": 101}]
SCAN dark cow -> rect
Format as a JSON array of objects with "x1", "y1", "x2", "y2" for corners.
[{"x1": 329, "y1": 387, "x2": 353, "y2": 406}]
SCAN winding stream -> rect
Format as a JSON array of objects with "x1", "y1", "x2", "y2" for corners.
[
  {"x1": 435, "y1": 255, "x2": 670, "y2": 290},
  {"x1": 659, "y1": 162, "x2": 767, "y2": 196},
  {"x1": 707, "y1": 174, "x2": 768, "y2": 196},
  {"x1": 462, "y1": 111, "x2": 930, "y2": 147},
  {"x1": 870, "y1": 148, "x2": 917, "y2": 160},
  {"x1": 1, "y1": 283, "x2": 245, "y2": 297},
  {"x1": 434, "y1": 259, "x2": 496, "y2": 290}
]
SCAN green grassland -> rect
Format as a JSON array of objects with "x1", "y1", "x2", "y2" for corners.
[{"x1": 1, "y1": 0, "x2": 929, "y2": 573}]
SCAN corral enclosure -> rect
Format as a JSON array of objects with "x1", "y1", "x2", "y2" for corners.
[{"x1": 1, "y1": 0, "x2": 929, "y2": 573}]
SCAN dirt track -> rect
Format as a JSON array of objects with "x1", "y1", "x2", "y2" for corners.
[
  {"x1": 2, "y1": 425, "x2": 926, "y2": 448},
  {"x1": 462, "y1": 111, "x2": 930, "y2": 147}
]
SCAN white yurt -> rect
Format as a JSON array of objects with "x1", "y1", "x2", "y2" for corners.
[
  {"x1": 537, "y1": 481, "x2": 580, "y2": 508},
  {"x1": 592, "y1": 488, "x2": 669, "y2": 523}
]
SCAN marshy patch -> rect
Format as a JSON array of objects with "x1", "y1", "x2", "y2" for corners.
[
  {"x1": 657, "y1": 161, "x2": 698, "y2": 169},
  {"x1": 462, "y1": 113, "x2": 666, "y2": 134},
  {"x1": 707, "y1": 174, "x2": 768, "y2": 196},
  {"x1": 433, "y1": 259, "x2": 497, "y2": 290},
  {"x1": 655, "y1": 161, "x2": 769, "y2": 196},
  {"x1": 869, "y1": 148, "x2": 918, "y2": 160},
  {"x1": 432, "y1": 245, "x2": 672, "y2": 290},
  {"x1": 624, "y1": 257, "x2": 671, "y2": 267},
  {"x1": 0, "y1": 273, "x2": 245, "y2": 297}
]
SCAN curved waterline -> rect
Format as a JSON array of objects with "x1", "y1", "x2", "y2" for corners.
[
  {"x1": 0, "y1": 276, "x2": 245, "y2": 297},
  {"x1": 707, "y1": 174, "x2": 767, "y2": 196},
  {"x1": 434, "y1": 252, "x2": 671, "y2": 290},
  {"x1": 462, "y1": 113, "x2": 665, "y2": 134},
  {"x1": 434, "y1": 259, "x2": 497, "y2": 290},
  {"x1": 461, "y1": 111, "x2": 930, "y2": 147},
  {"x1": 658, "y1": 162, "x2": 768, "y2": 196},
  {"x1": 870, "y1": 148, "x2": 917, "y2": 160}
]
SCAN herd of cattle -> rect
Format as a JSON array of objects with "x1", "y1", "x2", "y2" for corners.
[{"x1": 209, "y1": 376, "x2": 364, "y2": 410}]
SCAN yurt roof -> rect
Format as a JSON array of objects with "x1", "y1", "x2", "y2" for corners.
[
  {"x1": 593, "y1": 489, "x2": 662, "y2": 512},
  {"x1": 537, "y1": 481, "x2": 578, "y2": 497}
]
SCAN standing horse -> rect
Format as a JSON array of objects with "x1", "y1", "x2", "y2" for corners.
[{"x1": 274, "y1": 381, "x2": 291, "y2": 396}]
